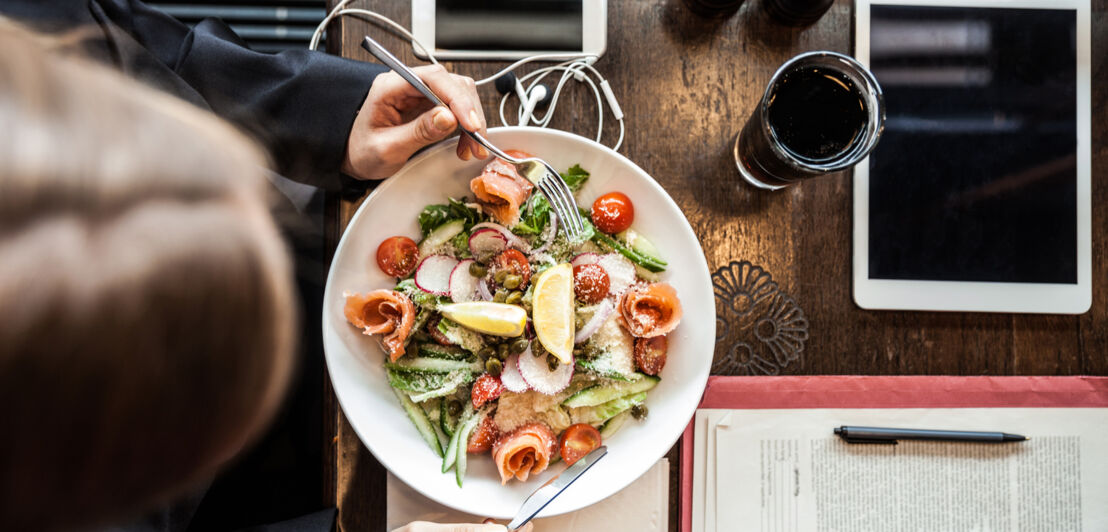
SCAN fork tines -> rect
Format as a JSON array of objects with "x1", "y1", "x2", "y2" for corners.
[{"x1": 538, "y1": 173, "x2": 585, "y2": 241}]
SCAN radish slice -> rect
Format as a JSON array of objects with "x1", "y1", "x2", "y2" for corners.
[
  {"x1": 597, "y1": 253, "x2": 637, "y2": 295},
  {"x1": 574, "y1": 300, "x2": 614, "y2": 344},
  {"x1": 501, "y1": 353, "x2": 530, "y2": 393},
  {"x1": 571, "y1": 253, "x2": 601, "y2": 267},
  {"x1": 414, "y1": 255, "x2": 458, "y2": 296},
  {"x1": 517, "y1": 348, "x2": 573, "y2": 395},
  {"x1": 449, "y1": 259, "x2": 479, "y2": 303},
  {"x1": 477, "y1": 278, "x2": 494, "y2": 301},
  {"x1": 468, "y1": 228, "x2": 508, "y2": 263},
  {"x1": 471, "y1": 222, "x2": 532, "y2": 252}
]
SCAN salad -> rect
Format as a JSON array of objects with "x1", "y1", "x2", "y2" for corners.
[{"x1": 343, "y1": 151, "x2": 683, "y2": 487}]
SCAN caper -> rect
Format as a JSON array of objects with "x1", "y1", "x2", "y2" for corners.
[
  {"x1": 493, "y1": 289, "x2": 508, "y2": 303},
  {"x1": 503, "y1": 274, "x2": 522, "y2": 290},
  {"x1": 497, "y1": 343, "x2": 510, "y2": 360},
  {"x1": 485, "y1": 357, "x2": 503, "y2": 377},
  {"x1": 413, "y1": 331, "x2": 430, "y2": 343},
  {"x1": 469, "y1": 262, "x2": 488, "y2": 278},
  {"x1": 447, "y1": 400, "x2": 462, "y2": 417},
  {"x1": 575, "y1": 316, "x2": 586, "y2": 329},
  {"x1": 494, "y1": 269, "x2": 509, "y2": 284},
  {"x1": 511, "y1": 338, "x2": 530, "y2": 354},
  {"x1": 505, "y1": 291, "x2": 523, "y2": 305},
  {"x1": 631, "y1": 404, "x2": 648, "y2": 420},
  {"x1": 531, "y1": 340, "x2": 547, "y2": 357},
  {"x1": 546, "y1": 354, "x2": 560, "y2": 371},
  {"x1": 572, "y1": 347, "x2": 583, "y2": 357},
  {"x1": 478, "y1": 346, "x2": 496, "y2": 359}
]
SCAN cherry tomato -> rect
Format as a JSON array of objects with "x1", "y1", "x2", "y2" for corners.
[
  {"x1": 634, "y1": 336, "x2": 668, "y2": 376},
  {"x1": 573, "y1": 264, "x2": 610, "y2": 304},
  {"x1": 467, "y1": 414, "x2": 501, "y2": 454},
  {"x1": 426, "y1": 316, "x2": 454, "y2": 346},
  {"x1": 491, "y1": 249, "x2": 532, "y2": 288},
  {"x1": 559, "y1": 424, "x2": 602, "y2": 466},
  {"x1": 591, "y1": 192, "x2": 634, "y2": 234},
  {"x1": 471, "y1": 373, "x2": 504, "y2": 409},
  {"x1": 376, "y1": 236, "x2": 419, "y2": 278}
]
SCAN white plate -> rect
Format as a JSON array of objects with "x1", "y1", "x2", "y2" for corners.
[{"x1": 322, "y1": 127, "x2": 714, "y2": 519}]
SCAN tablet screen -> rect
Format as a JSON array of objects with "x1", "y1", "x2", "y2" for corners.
[
  {"x1": 435, "y1": 0, "x2": 584, "y2": 52},
  {"x1": 867, "y1": 6, "x2": 1077, "y2": 284}
]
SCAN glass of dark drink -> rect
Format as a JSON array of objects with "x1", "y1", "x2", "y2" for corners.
[{"x1": 734, "y1": 51, "x2": 884, "y2": 190}]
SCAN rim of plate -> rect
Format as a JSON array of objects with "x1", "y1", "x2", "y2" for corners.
[{"x1": 322, "y1": 126, "x2": 713, "y2": 518}]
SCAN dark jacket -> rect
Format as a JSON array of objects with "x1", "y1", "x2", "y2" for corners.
[{"x1": 0, "y1": 0, "x2": 385, "y2": 191}]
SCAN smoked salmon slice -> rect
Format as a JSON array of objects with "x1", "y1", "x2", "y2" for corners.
[
  {"x1": 619, "y1": 282, "x2": 683, "y2": 338},
  {"x1": 470, "y1": 150, "x2": 535, "y2": 227},
  {"x1": 343, "y1": 289, "x2": 416, "y2": 362},
  {"x1": 491, "y1": 422, "x2": 557, "y2": 484}
]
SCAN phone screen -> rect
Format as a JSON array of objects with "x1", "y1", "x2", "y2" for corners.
[{"x1": 435, "y1": 0, "x2": 584, "y2": 52}]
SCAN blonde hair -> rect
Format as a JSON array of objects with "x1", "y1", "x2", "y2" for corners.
[{"x1": 0, "y1": 21, "x2": 296, "y2": 530}]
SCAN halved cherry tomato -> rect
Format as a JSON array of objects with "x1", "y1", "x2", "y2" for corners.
[
  {"x1": 467, "y1": 414, "x2": 501, "y2": 454},
  {"x1": 426, "y1": 316, "x2": 454, "y2": 346},
  {"x1": 471, "y1": 373, "x2": 504, "y2": 409},
  {"x1": 591, "y1": 192, "x2": 634, "y2": 234},
  {"x1": 573, "y1": 263, "x2": 610, "y2": 304},
  {"x1": 634, "y1": 336, "x2": 668, "y2": 376},
  {"x1": 491, "y1": 249, "x2": 532, "y2": 288},
  {"x1": 559, "y1": 424, "x2": 602, "y2": 466},
  {"x1": 376, "y1": 236, "x2": 419, "y2": 278}
]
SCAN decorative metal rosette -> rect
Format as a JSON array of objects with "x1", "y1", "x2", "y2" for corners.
[{"x1": 711, "y1": 260, "x2": 809, "y2": 375}]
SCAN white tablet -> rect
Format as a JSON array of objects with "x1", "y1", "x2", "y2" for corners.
[
  {"x1": 410, "y1": 0, "x2": 607, "y2": 61},
  {"x1": 853, "y1": 0, "x2": 1091, "y2": 314}
]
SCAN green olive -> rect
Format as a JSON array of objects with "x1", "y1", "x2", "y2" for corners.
[
  {"x1": 478, "y1": 346, "x2": 496, "y2": 359},
  {"x1": 494, "y1": 269, "x2": 509, "y2": 284},
  {"x1": 469, "y1": 262, "x2": 488, "y2": 278},
  {"x1": 497, "y1": 343, "x2": 510, "y2": 360},
  {"x1": 511, "y1": 338, "x2": 530, "y2": 354},
  {"x1": 505, "y1": 291, "x2": 523, "y2": 305},
  {"x1": 546, "y1": 354, "x2": 560, "y2": 371},
  {"x1": 447, "y1": 400, "x2": 462, "y2": 417},
  {"x1": 493, "y1": 289, "x2": 508, "y2": 303},
  {"x1": 631, "y1": 404, "x2": 648, "y2": 420},
  {"x1": 485, "y1": 358, "x2": 503, "y2": 377},
  {"x1": 503, "y1": 274, "x2": 522, "y2": 290}
]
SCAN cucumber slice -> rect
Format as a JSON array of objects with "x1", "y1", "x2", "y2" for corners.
[
  {"x1": 592, "y1": 231, "x2": 666, "y2": 273},
  {"x1": 591, "y1": 391, "x2": 647, "y2": 424},
  {"x1": 418, "y1": 343, "x2": 474, "y2": 361},
  {"x1": 387, "y1": 367, "x2": 455, "y2": 392},
  {"x1": 424, "y1": 398, "x2": 449, "y2": 451},
  {"x1": 419, "y1": 219, "x2": 466, "y2": 256},
  {"x1": 599, "y1": 409, "x2": 632, "y2": 439},
  {"x1": 562, "y1": 375, "x2": 660, "y2": 408},
  {"x1": 393, "y1": 387, "x2": 443, "y2": 457},
  {"x1": 617, "y1": 229, "x2": 665, "y2": 263},
  {"x1": 577, "y1": 358, "x2": 639, "y2": 382},
  {"x1": 407, "y1": 371, "x2": 473, "y2": 403},
  {"x1": 385, "y1": 356, "x2": 483, "y2": 373},
  {"x1": 440, "y1": 398, "x2": 460, "y2": 438},
  {"x1": 442, "y1": 402, "x2": 475, "y2": 473},
  {"x1": 455, "y1": 406, "x2": 491, "y2": 487}
]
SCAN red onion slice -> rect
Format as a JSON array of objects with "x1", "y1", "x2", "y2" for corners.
[
  {"x1": 471, "y1": 222, "x2": 532, "y2": 253},
  {"x1": 500, "y1": 353, "x2": 530, "y2": 393},
  {"x1": 570, "y1": 252, "x2": 601, "y2": 267},
  {"x1": 574, "y1": 299, "x2": 614, "y2": 344},
  {"x1": 477, "y1": 278, "x2": 494, "y2": 301}
]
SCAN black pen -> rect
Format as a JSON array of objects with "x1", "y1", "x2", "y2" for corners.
[{"x1": 834, "y1": 425, "x2": 1028, "y2": 444}]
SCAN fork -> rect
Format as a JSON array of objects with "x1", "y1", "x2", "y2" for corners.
[{"x1": 360, "y1": 36, "x2": 587, "y2": 242}]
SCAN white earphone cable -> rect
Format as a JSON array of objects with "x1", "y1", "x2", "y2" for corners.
[{"x1": 309, "y1": 3, "x2": 625, "y2": 151}]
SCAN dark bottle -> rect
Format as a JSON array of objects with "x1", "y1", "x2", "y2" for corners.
[
  {"x1": 683, "y1": 0, "x2": 746, "y2": 17},
  {"x1": 763, "y1": 0, "x2": 833, "y2": 26}
]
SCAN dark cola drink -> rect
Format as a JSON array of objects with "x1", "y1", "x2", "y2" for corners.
[{"x1": 734, "y1": 51, "x2": 885, "y2": 190}]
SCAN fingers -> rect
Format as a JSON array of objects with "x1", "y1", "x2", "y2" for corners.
[
  {"x1": 379, "y1": 105, "x2": 459, "y2": 161},
  {"x1": 410, "y1": 66, "x2": 488, "y2": 160}
]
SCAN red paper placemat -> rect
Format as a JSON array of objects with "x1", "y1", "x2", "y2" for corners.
[{"x1": 679, "y1": 376, "x2": 1108, "y2": 532}]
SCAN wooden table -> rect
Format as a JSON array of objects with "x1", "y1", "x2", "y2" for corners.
[{"x1": 322, "y1": 1, "x2": 1108, "y2": 529}]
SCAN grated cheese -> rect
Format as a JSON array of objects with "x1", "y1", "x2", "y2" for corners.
[
  {"x1": 493, "y1": 389, "x2": 572, "y2": 433},
  {"x1": 597, "y1": 253, "x2": 637, "y2": 296},
  {"x1": 582, "y1": 311, "x2": 636, "y2": 379}
]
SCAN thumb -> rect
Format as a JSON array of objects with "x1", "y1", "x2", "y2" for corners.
[{"x1": 387, "y1": 106, "x2": 457, "y2": 156}]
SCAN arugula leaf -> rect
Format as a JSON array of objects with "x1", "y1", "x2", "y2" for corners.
[
  {"x1": 418, "y1": 197, "x2": 486, "y2": 237},
  {"x1": 513, "y1": 195, "x2": 551, "y2": 236},
  {"x1": 449, "y1": 231, "x2": 472, "y2": 258},
  {"x1": 560, "y1": 164, "x2": 590, "y2": 192}
]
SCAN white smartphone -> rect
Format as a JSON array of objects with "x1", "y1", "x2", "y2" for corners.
[{"x1": 410, "y1": 0, "x2": 607, "y2": 61}]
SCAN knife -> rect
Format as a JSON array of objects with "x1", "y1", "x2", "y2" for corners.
[{"x1": 506, "y1": 445, "x2": 608, "y2": 530}]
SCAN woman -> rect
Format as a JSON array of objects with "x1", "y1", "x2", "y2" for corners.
[{"x1": 0, "y1": 21, "x2": 522, "y2": 532}]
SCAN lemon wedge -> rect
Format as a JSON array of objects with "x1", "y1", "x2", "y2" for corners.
[
  {"x1": 532, "y1": 263, "x2": 575, "y2": 363},
  {"x1": 439, "y1": 302, "x2": 527, "y2": 337}
]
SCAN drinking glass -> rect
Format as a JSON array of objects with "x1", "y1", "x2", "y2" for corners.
[{"x1": 734, "y1": 51, "x2": 885, "y2": 190}]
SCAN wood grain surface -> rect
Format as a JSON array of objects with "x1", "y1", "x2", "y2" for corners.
[{"x1": 323, "y1": 1, "x2": 1108, "y2": 529}]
